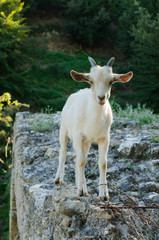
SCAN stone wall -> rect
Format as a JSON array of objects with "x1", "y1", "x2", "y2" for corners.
[{"x1": 10, "y1": 112, "x2": 159, "y2": 239}]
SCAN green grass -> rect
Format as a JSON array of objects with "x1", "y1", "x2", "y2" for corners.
[
  {"x1": 86, "y1": 161, "x2": 98, "y2": 179},
  {"x1": 112, "y1": 102, "x2": 159, "y2": 125},
  {"x1": 29, "y1": 114, "x2": 54, "y2": 132},
  {"x1": 25, "y1": 48, "x2": 91, "y2": 111},
  {"x1": 150, "y1": 136, "x2": 159, "y2": 143}
]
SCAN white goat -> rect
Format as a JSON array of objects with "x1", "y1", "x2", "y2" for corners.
[{"x1": 55, "y1": 57, "x2": 133, "y2": 200}]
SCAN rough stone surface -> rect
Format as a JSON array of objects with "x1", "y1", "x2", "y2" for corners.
[{"x1": 10, "y1": 112, "x2": 159, "y2": 240}]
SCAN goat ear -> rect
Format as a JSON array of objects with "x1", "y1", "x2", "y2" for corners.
[
  {"x1": 113, "y1": 71, "x2": 133, "y2": 83},
  {"x1": 70, "y1": 70, "x2": 90, "y2": 83}
]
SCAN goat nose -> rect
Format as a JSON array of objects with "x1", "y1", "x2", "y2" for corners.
[{"x1": 98, "y1": 95, "x2": 105, "y2": 101}]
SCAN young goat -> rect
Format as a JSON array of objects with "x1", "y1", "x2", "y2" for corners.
[{"x1": 54, "y1": 57, "x2": 133, "y2": 200}]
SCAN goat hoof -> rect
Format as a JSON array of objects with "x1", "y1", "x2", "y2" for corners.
[
  {"x1": 99, "y1": 195, "x2": 110, "y2": 201},
  {"x1": 99, "y1": 196, "x2": 106, "y2": 201},
  {"x1": 83, "y1": 192, "x2": 89, "y2": 197},
  {"x1": 78, "y1": 189, "x2": 88, "y2": 197},
  {"x1": 54, "y1": 178, "x2": 62, "y2": 185}
]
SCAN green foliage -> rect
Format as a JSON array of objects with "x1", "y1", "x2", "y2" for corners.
[
  {"x1": 0, "y1": 92, "x2": 29, "y2": 239},
  {"x1": 25, "y1": 46, "x2": 124, "y2": 112},
  {"x1": 20, "y1": 0, "x2": 159, "y2": 112},
  {"x1": 23, "y1": 0, "x2": 139, "y2": 49},
  {"x1": 127, "y1": 164, "x2": 136, "y2": 170},
  {"x1": 150, "y1": 136, "x2": 159, "y2": 143},
  {"x1": 139, "y1": 0, "x2": 159, "y2": 16},
  {"x1": 110, "y1": 98, "x2": 121, "y2": 113},
  {"x1": 108, "y1": 0, "x2": 140, "y2": 54},
  {"x1": 0, "y1": 93, "x2": 29, "y2": 134},
  {"x1": 0, "y1": 0, "x2": 30, "y2": 100},
  {"x1": 130, "y1": 7, "x2": 159, "y2": 112},
  {"x1": 65, "y1": 0, "x2": 110, "y2": 46},
  {"x1": 113, "y1": 103, "x2": 159, "y2": 125},
  {"x1": 86, "y1": 161, "x2": 98, "y2": 179},
  {"x1": 24, "y1": 0, "x2": 40, "y2": 11},
  {"x1": 0, "y1": 167, "x2": 10, "y2": 240},
  {"x1": 23, "y1": 45, "x2": 96, "y2": 111},
  {"x1": 24, "y1": 0, "x2": 67, "y2": 12}
]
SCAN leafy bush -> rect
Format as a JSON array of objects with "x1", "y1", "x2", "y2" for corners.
[
  {"x1": 23, "y1": 0, "x2": 139, "y2": 49},
  {"x1": 0, "y1": 92, "x2": 29, "y2": 239},
  {"x1": 108, "y1": 0, "x2": 140, "y2": 55},
  {"x1": 64, "y1": 0, "x2": 111, "y2": 46},
  {"x1": 0, "y1": 0, "x2": 29, "y2": 100},
  {"x1": 130, "y1": 7, "x2": 159, "y2": 112},
  {"x1": 139, "y1": 0, "x2": 159, "y2": 16}
]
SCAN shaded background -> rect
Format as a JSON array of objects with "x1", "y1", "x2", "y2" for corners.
[{"x1": 1, "y1": 0, "x2": 159, "y2": 113}]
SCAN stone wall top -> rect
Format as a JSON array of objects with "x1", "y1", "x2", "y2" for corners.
[{"x1": 10, "y1": 112, "x2": 159, "y2": 239}]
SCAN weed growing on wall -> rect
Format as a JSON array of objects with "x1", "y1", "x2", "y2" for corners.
[
  {"x1": 112, "y1": 103, "x2": 159, "y2": 125},
  {"x1": 29, "y1": 113, "x2": 54, "y2": 132}
]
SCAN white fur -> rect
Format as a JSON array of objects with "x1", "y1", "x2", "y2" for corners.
[{"x1": 55, "y1": 59, "x2": 133, "y2": 200}]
